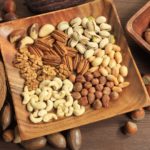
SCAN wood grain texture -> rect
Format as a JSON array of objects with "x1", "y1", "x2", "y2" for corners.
[
  {"x1": 0, "y1": 60, "x2": 6, "y2": 110},
  {"x1": 126, "y1": 1, "x2": 150, "y2": 53},
  {"x1": 0, "y1": 0, "x2": 149, "y2": 140},
  {"x1": 0, "y1": 0, "x2": 150, "y2": 150}
]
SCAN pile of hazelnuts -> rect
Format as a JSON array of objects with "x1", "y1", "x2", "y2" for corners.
[
  {"x1": 0, "y1": 0, "x2": 17, "y2": 23},
  {"x1": 69, "y1": 70, "x2": 119, "y2": 110}
]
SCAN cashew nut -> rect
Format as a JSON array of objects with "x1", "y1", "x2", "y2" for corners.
[
  {"x1": 63, "y1": 79, "x2": 73, "y2": 92},
  {"x1": 42, "y1": 87, "x2": 52, "y2": 100},
  {"x1": 32, "y1": 110, "x2": 39, "y2": 117},
  {"x1": 65, "y1": 106, "x2": 74, "y2": 117},
  {"x1": 49, "y1": 81, "x2": 60, "y2": 90},
  {"x1": 35, "y1": 88, "x2": 41, "y2": 95},
  {"x1": 73, "y1": 106, "x2": 85, "y2": 116},
  {"x1": 73, "y1": 100, "x2": 81, "y2": 110},
  {"x1": 54, "y1": 77, "x2": 63, "y2": 89},
  {"x1": 46, "y1": 100, "x2": 53, "y2": 111},
  {"x1": 54, "y1": 99, "x2": 66, "y2": 108},
  {"x1": 43, "y1": 113, "x2": 58, "y2": 122},
  {"x1": 26, "y1": 102, "x2": 33, "y2": 112},
  {"x1": 39, "y1": 90, "x2": 49, "y2": 101},
  {"x1": 30, "y1": 96, "x2": 46, "y2": 110},
  {"x1": 38, "y1": 109, "x2": 47, "y2": 117},
  {"x1": 65, "y1": 95, "x2": 73, "y2": 107},
  {"x1": 22, "y1": 92, "x2": 31, "y2": 104},
  {"x1": 53, "y1": 90, "x2": 66, "y2": 99},
  {"x1": 57, "y1": 106, "x2": 65, "y2": 117},
  {"x1": 50, "y1": 97, "x2": 56, "y2": 101},
  {"x1": 30, "y1": 114, "x2": 43, "y2": 123}
]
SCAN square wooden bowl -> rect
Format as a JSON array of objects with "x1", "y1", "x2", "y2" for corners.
[
  {"x1": 126, "y1": 1, "x2": 150, "y2": 53},
  {"x1": 0, "y1": 0, "x2": 149, "y2": 140}
]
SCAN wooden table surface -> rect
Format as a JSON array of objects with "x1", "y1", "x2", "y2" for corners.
[{"x1": 0, "y1": 0, "x2": 150, "y2": 150}]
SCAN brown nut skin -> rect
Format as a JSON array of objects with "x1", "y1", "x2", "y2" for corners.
[
  {"x1": 3, "y1": 12, "x2": 17, "y2": 21},
  {"x1": 87, "y1": 93, "x2": 95, "y2": 104},
  {"x1": 124, "y1": 121, "x2": 137, "y2": 135},
  {"x1": 93, "y1": 70, "x2": 101, "y2": 78},
  {"x1": 67, "y1": 128, "x2": 82, "y2": 150},
  {"x1": 69, "y1": 74, "x2": 76, "y2": 83},
  {"x1": 84, "y1": 72, "x2": 94, "y2": 81},
  {"x1": 92, "y1": 99, "x2": 102, "y2": 110},
  {"x1": 95, "y1": 91, "x2": 103, "y2": 99},
  {"x1": 47, "y1": 133, "x2": 66, "y2": 149},
  {"x1": 84, "y1": 82, "x2": 92, "y2": 89},
  {"x1": 89, "y1": 87, "x2": 96, "y2": 93},
  {"x1": 81, "y1": 89, "x2": 88, "y2": 96},
  {"x1": 101, "y1": 95, "x2": 110, "y2": 108},
  {"x1": 110, "y1": 91, "x2": 119, "y2": 100},
  {"x1": 91, "y1": 78, "x2": 99, "y2": 86},
  {"x1": 4, "y1": 0, "x2": 16, "y2": 13},
  {"x1": 2, "y1": 129, "x2": 14, "y2": 142},
  {"x1": 1, "y1": 103, "x2": 12, "y2": 130},
  {"x1": 79, "y1": 97, "x2": 88, "y2": 106},
  {"x1": 95, "y1": 84, "x2": 104, "y2": 91},
  {"x1": 99, "y1": 76, "x2": 107, "y2": 85},
  {"x1": 71, "y1": 92, "x2": 81, "y2": 100},
  {"x1": 144, "y1": 28, "x2": 150, "y2": 44},
  {"x1": 76, "y1": 75, "x2": 86, "y2": 83},
  {"x1": 130, "y1": 108, "x2": 145, "y2": 121},
  {"x1": 103, "y1": 87, "x2": 111, "y2": 95},
  {"x1": 21, "y1": 137, "x2": 47, "y2": 150},
  {"x1": 73, "y1": 82, "x2": 83, "y2": 92},
  {"x1": 106, "y1": 81, "x2": 114, "y2": 88}
]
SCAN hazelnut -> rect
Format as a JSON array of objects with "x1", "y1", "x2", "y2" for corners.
[
  {"x1": 3, "y1": 12, "x2": 17, "y2": 21},
  {"x1": 101, "y1": 95, "x2": 110, "y2": 107},
  {"x1": 144, "y1": 28, "x2": 150, "y2": 44},
  {"x1": 103, "y1": 87, "x2": 111, "y2": 95},
  {"x1": 73, "y1": 82, "x2": 83, "y2": 92},
  {"x1": 76, "y1": 75, "x2": 86, "y2": 83},
  {"x1": 89, "y1": 87, "x2": 96, "y2": 93},
  {"x1": 92, "y1": 99, "x2": 102, "y2": 110},
  {"x1": 2, "y1": 129, "x2": 14, "y2": 142},
  {"x1": 81, "y1": 89, "x2": 88, "y2": 96},
  {"x1": 84, "y1": 82, "x2": 92, "y2": 89},
  {"x1": 91, "y1": 78, "x2": 99, "y2": 85},
  {"x1": 95, "y1": 84, "x2": 104, "y2": 91},
  {"x1": 95, "y1": 91, "x2": 103, "y2": 99},
  {"x1": 106, "y1": 81, "x2": 114, "y2": 88},
  {"x1": 87, "y1": 93, "x2": 95, "y2": 104},
  {"x1": 84, "y1": 72, "x2": 94, "y2": 81},
  {"x1": 124, "y1": 121, "x2": 137, "y2": 135},
  {"x1": 69, "y1": 74, "x2": 76, "y2": 83},
  {"x1": 93, "y1": 70, "x2": 101, "y2": 78},
  {"x1": 71, "y1": 92, "x2": 81, "y2": 100},
  {"x1": 99, "y1": 76, "x2": 107, "y2": 85},
  {"x1": 130, "y1": 108, "x2": 145, "y2": 121},
  {"x1": 110, "y1": 91, "x2": 119, "y2": 100},
  {"x1": 79, "y1": 97, "x2": 88, "y2": 106}
]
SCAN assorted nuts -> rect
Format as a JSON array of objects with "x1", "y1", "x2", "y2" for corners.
[
  {"x1": 22, "y1": 77, "x2": 85, "y2": 123},
  {"x1": 9, "y1": 15, "x2": 129, "y2": 124}
]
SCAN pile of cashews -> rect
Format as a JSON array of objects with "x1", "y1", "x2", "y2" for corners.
[{"x1": 22, "y1": 77, "x2": 85, "y2": 123}]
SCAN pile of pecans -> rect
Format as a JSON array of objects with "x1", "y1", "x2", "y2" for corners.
[{"x1": 9, "y1": 15, "x2": 130, "y2": 123}]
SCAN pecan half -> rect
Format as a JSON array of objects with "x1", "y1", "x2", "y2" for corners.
[
  {"x1": 28, "y1": 45, "x2": 43, "y2": 57},
  {"x1": 51, "y1": 30, "x2": 68, "y2": 44},
  {"x1": 73, "y1": 54, "x2": 80, "y2": 70},
  {"x1": 64, "y1": 56, "x2": 73, "y2": 71}
]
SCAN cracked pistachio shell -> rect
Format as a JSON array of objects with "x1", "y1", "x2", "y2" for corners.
[
  {"x1": 99, "y1": 38, "x2": 109, "y2": 48},
  {"x1": 92, "y1": 35, "x2": 102, "y2": 43},
  {"x1": 87, "y1": 42, "x2": 98, "y2": 49},
  {"x1": 57, "y1": 21, "x2": 69, "y2": 31},
  {"x1": 84, "y1": 30, "x2": 96, "y2": 39},
  {"x1": 76, "y1": 43, "x2": 86, "y2": 54},
  {"x1": 96, "y1": 16, "x2": 107, "y2": 24},
  {"x1": 99, "y1": 30, "x2": 110, "y2": 37},
  {"x1": 100, "y1": 23, "x2": 112, "y2": 31},
  {"x1": 70, "y1": 17, "x2": 82, "y2": 27},
  {"x1": 65, "y1": 27, "x2": 73, "y2": 37},
  {"x1": 80, "y1": 36, "x2": 90, "y2": 45},
  {"x1": 72, "y1": 31, "x2": 81, "y2": 41},
  {"x1": 73, "y1": 26, "x2": 84, "y2": 35},
  {"x1": 68, "y1": 38, "x2": 78, "y2": 48},
  {"x1": 82, "y1": 17, "x2": 88, "y2": 28},
  {"x1": 86, "y1": 21, "x2": 95, "y2": 31}
]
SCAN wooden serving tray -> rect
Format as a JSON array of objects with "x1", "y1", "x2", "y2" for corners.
[
  {"x1": 126, "y1": 1, "x2": 150, "y2": 53},
  {"x1": 0, "y1": 0, "x2": 149, "y2": 140}
]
